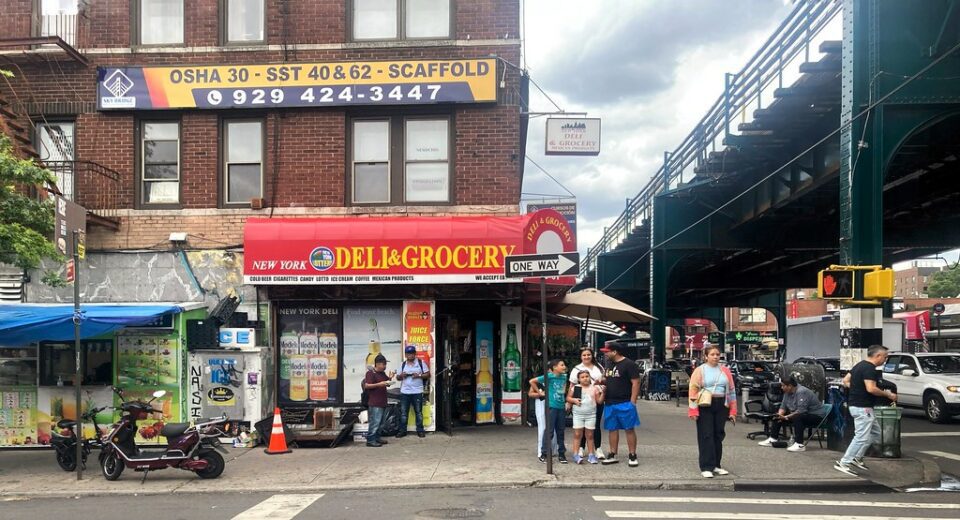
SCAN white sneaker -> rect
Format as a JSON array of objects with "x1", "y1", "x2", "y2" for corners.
[
  {"x1": 757, "y1": 437, "x2": 775, "y2": 447},
  {"x1": 595, "y1": 447, "x2": 606, "y2": 460},
  {"x1": 578, "y1": 447, "x2": 585, "y2": 458},
  {"x1": 713, "y1": 467, "x2": 729, "y2": 475},
  {"x1": 787, "y1": 443, "x2": 806, "y2": 452},
  {"x1": 701, "y1": 471, "x2": 714, "y2": 478}
]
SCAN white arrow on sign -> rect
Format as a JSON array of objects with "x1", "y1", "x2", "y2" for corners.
[{"x1": 503, "y1": 252, "x2": 580, "y2": 278}]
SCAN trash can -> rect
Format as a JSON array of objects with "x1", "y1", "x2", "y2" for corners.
[{"x1": 872, "y1": 405, "x2": 902, "y2": 458}]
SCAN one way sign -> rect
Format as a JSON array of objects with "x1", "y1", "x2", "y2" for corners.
[{"x1": 504, "y1": 252, "x2": 580, "y2": 278}]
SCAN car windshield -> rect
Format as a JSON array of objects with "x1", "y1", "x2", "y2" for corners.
[{"x1": 918, "y1": 355, "x2": 960, "y2": 374}]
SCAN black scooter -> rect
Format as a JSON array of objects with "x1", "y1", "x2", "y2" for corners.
[{"x1": 50, "y1": 405, "x2": 108, "y2": 472}]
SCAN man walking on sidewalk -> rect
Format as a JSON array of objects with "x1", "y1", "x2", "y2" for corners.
[
  {"x1": 834, "y1": 345, "x2": 897, "y2": 475},
  {"x1": 600, "y1": 343, "x2": 641, "y2": 466}
]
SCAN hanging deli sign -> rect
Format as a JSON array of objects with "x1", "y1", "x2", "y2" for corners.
[
  {"x1": 545, "y1": 118, "x2": 601, "y2": 156},
  {"x1": 243, "y1": 210, "x2": 576, "y2": 285},
  {"x1": 97, "y1": 59, "x2": 496, "y2": 111}
]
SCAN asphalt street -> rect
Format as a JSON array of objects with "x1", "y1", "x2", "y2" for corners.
[
  {"x1": 3, "y1": 488, "x2": 960, "y2": 520},
  {"x1": 900, "y1": 407, "x2": 960, "y2": 479}
]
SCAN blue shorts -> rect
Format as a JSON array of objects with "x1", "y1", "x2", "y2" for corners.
[{"x1": 603, "y1": 401, "x2": 640, "y2": 430}]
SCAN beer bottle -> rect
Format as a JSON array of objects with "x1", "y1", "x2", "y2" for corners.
[{"x1": 503, "y1": 324, "x2": 521, "y2": 392}]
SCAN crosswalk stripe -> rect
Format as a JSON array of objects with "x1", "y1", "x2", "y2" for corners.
[
  {"x1": 920, "y1": 450, "x2": 960, "y2": 462},
  {"x1": 593, "y1": 496, "x2": 960, "y2": 510},
  {"x1": 902, "y1": 432, "x2": 960, "y2": 437},
  {"x1": 605, "y1": 512, "x2": 940, "y2": 520},
  {"x1": 231, "y1": 494, "x2": 324, "y2": 520}
]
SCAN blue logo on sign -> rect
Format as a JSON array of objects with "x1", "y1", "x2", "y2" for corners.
[{"x1": 310, "y1": 247, "x2": 335, "y2": 271}]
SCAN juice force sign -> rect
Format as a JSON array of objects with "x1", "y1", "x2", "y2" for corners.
[
  {"x1": 243, "y1": 210, "x2": 576, "y2": 285},
  {"x1": 97, "y1": 59, "x2": 496, "y2": 111}
]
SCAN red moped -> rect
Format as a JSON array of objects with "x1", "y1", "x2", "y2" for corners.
[{"x1": 99, "y1": 387, "x2": 229, "y2": 482}]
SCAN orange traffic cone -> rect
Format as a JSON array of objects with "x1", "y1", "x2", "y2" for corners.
[{"x1": 264, "y1": 407, "x2": 292, "y2": 455}]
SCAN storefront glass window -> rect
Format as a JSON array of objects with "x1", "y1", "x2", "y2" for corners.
[
  {"x1": 0, "y1": 347, "x2": 37, "y2": 386},
  {"x1": 39, "y1": 340, "x2": 113, "y2": 386}
]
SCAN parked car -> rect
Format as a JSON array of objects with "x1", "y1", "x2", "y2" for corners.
[
  {"x1": 729, "y1": 360, "x2": 777, "y2": 395},
  {"x1": 881, "y1": 352, "x2": 960, "y2": 423}
]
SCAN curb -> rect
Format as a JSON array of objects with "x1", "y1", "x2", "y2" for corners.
[{"x1": 734, "y1": 478, "x2": 891, "y2": 493}]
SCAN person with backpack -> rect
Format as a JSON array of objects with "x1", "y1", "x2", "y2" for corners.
[
  {"x1": 362, "y1": 354, "x2": 395, "y2": 447},
  {"x1": 396, "y1": 345, "x2": 430, "y2": 438}
]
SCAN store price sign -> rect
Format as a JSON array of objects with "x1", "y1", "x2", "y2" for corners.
[{"x1": 97, "y1": 59, "x2": 497, "y2": 111}]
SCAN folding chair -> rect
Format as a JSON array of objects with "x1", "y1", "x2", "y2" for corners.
[{"x1": 805, "y1": 402, "x2": 833, "y2": 449}]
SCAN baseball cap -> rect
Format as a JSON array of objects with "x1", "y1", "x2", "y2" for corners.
[
  {"x1": 374, "y1": 354, "x2": 388, "y2": 364},
  {"x1": 404, "y1": 345, "x2": 417, "y2": 354},
  {"x1": 600, "y1": 343, "x2": 621, "y2": 353}
]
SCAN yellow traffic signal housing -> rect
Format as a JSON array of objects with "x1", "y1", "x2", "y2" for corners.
[
  {"x1": 818, "y1": 269, "x2": 854, "y2": 299},
  {"x1": 864, "y1": 268, "x2": 894, "y2": 300}
]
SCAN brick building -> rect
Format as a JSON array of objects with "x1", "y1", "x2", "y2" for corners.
[
  {"x1": 0, "y1": 1, "x2": 561, "y2": 434},
  {"x1": 894, "y1": 261, "x2": 944, "y2": 298}
]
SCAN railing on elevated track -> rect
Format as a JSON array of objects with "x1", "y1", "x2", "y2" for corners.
[{"x1": 582, "y1": 0, "x2": 842, "y2": 281}]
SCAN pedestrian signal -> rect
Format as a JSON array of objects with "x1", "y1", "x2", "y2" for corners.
[
  {"x1": 818, "y1": 269, "x2": 854, "y2": 300},
  {"x1": 863, "y1": 268, "x2": 894, "y2": 300}
]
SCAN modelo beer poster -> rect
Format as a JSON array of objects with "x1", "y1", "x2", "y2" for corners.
[{"x1": 276, "y1": 304, "x2": 341, "y2": 405}]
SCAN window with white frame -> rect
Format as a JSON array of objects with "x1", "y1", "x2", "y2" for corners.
[
  {"x1": 224, "y1": 120, "x2": 263, "y2": 204},
  {"x1": 138, "y1": 0, "x2": 184, "y2": 45},
  {"x1": 352, "y1": 0, "x2": 450, "y2": 40},
  {"x1": 38, "y1": 0, "x2": 79, "y2": 46},
  {"x1": 738, "y1": 308, "x2": 767, "y2": 324},
  {"x1": 141, "y1": 122, "x2": 180, "y2": 205},
  {"x1": 226, "y1": 0, "x2": 264, "y2": 43},
  {"x1": 36, "y1": 122, "x2": 75, "y2": 200},
  {"x1": 350, "y1": 116, "x2": 450, "y2": 205}
]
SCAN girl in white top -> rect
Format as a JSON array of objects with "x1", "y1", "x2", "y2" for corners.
[
  {"x1": 569, "y1": 348, "x2": 607, "y2": 460},
  {"x1": 566, "y1": 370, "x2": 605, "y2": 464}
]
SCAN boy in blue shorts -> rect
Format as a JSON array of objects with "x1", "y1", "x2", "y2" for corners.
[
  {"x1": 599, "y1": 343, "x2": 641, "y2": 466},
  {"x1": 530, "y1": 359, "x2": 568, "y2": 464}
]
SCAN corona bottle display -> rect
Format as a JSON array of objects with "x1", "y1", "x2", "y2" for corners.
[{"x1": 476, "y1": 340, "x2": 494, "y2": 422}]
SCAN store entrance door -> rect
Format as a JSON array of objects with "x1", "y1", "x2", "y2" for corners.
[{"x1": 437, "y1": 315, "x2": 455, "y2": 436}]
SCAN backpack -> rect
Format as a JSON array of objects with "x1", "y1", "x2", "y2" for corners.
[{"x1": 360, "y1": 369, "x2": 373, "y2": 409}]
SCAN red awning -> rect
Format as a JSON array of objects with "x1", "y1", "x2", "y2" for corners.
[
  {"x1": 243, "y1": 210, "x2": 576, "y2": 286},
  {"x1": 894, "y1": 310, "x2": 930, "y2": 340}
]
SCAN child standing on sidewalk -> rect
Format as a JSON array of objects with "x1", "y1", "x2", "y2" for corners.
[
  {"x1": 529, "y1": 359, "x2": 569, "y2": 464},
  {"x1": 567, "y1": 369, "x2": 605, "y2": 464}
]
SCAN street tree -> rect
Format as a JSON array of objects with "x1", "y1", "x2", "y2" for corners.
[{"x1": 928, "y1": 265, "x2": 960, "y2": 298}]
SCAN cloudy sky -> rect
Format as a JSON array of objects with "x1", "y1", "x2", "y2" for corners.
[{"x1": 520, "y1": 0, "x2": 793, "y2": 254}]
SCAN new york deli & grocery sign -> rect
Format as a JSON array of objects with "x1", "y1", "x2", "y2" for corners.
[
  {"x1": 97, "y1": 59, "x2": 496, "y2": 110},
  {"x1": 242, "y1": 210, "x2": 576, "y2": 285}
]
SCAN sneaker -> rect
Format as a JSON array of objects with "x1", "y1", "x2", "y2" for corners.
[
  {"x1": 787, "y1": 443, "x2": 805, "y2": 452},
  {"x1": 713, "y1": 467, "x2": 729, "y2": 475},
  {"x1": 573, "y1": 454, "x2": 583, "y2": 465},
  {"x1": 578, "y1": 447, "x2": 585, "y2": 458},
  {"x1": 588, "y1": 454, "x2": 599, "y2": 464},
  {"x1": 595, "y1": 447, "x2": 606, "y2": 460},
  {"x1": 601, "y1": 453, "x2": 619, "y2": 465},
  {"x1": 558, "y1": 454, "x2": 568, "y2": 464},
  {"x1": 538, "y1": 455, "x2": 546, "y2": 464},
  {"x1": 379, "y1": 439, "x2": 389, "y2": 445},
  {"x1": 366, "y1": 441, "x2": 382, "y2": 447},
  {"x1": 628, "y1": 453, "x2": 639, "y2": 467},
  {"x1": 851, "y1": 458, "x2": 869, "y2": 471},
  {"x1": 701, "y1": 470, "x2": 715, "y2": 478},
  {"x1": 833, "y1": 460, "x2": 858, "y2": 476},
  {"x1": 395, "y1": 432, "x2": 407, "y2": 438},
  {"x1": 417, "y1": 432, "x2": 426, "y2": 438},
  {"x1": 757, "y1": 437, "x2": 775, "y2": 447}
]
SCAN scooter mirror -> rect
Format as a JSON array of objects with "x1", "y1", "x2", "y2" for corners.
[{"x1": 152, "y1": 390, "x2": 167, "y2": 399}]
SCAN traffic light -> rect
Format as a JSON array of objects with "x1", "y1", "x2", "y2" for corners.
[
  {"x1": 864, "y1": 268, "x2": 894, "y2": 299},
  {"x1": 818, "y1": 268, "x2": 854, "y2": 299}
]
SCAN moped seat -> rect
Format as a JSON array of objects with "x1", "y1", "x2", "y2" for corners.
[
  {"x1": 57, "y1": 419, "x2": 76, "y2": 429},
  {"x1": 160, "y1": 422, "x2": 190, "y2": 438}
]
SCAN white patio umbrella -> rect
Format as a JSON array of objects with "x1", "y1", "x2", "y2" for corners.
[{"x1": 549, "y1": 288, "x2": 655, "y2": 324}]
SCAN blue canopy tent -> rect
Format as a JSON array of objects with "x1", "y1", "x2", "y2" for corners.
[{"x1": 0, "y1": 304, "x2": 187, "y2": 347}]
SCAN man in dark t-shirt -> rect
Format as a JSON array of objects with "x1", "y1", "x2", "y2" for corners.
[
  {"x1": 599, "y1": 343, "x2": 641, "y2": 467},
  {"x1": 363, "y1": 354, "x2": 395, "y2": 447},
  {"x1": 835, "y1": 345, "x2": 897, "y2": 475}
]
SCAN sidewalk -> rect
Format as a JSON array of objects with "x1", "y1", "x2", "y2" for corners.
[{"x1": 0, "y1": 400, "x2": 939, "y2": 497}]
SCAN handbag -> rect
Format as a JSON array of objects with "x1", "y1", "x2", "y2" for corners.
[{"x1": 696, "y1": 370, "x2": 721, "y2": 407}]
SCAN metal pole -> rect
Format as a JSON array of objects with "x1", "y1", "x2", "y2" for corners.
[
  {"x1": 73, "y1": 230, "x2": 83, "y2": 480},
  {"x1": 540, "y1": 276, "x2": 552, "y2": 475}
]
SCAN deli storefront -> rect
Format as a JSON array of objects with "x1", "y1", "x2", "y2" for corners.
[{"x1": 243, "y1": 209, "x2": 575, "y2": 433}]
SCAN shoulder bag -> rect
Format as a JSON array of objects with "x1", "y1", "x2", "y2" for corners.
[{"x1": 696, "y1": 369, "x2": 721, "y2": 407}]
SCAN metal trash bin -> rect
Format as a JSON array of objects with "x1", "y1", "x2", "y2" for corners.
[{"x1": 872, "y1": 405, "x2": 902, "y2": 458}]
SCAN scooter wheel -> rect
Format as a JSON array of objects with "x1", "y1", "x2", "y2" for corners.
[
  {"x1": 194, "y1": 450, "x2": 225, "y2": 479},
  {"x1": 101, "y1": 451, "x2": 124, "y2": 481},
  {"x1": 56, "y1": 451, "x2": 76, "y2": 472}
]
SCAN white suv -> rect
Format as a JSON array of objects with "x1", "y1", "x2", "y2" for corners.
[{"x1": 882, "y1": 352, "x2": 960, "y2": 423}]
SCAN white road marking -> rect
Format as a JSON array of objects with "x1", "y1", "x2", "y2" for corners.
[
  {"x1": 921, "y1": 450, "x2": 960, "y2": 462},
  {"x1": 593, "y1": 496, "x2": 960, "y2": 509},
  {"x1": 902, "y1": 432, "x2": 960, "y2": 437},
  {"x1": 231, "y1": 494, "x2": 324, "y2": 520},
  {"x1": 605, "y1": 513, "x2": 941, "y2": 520}
]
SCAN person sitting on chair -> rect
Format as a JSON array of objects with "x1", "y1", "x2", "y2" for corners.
[{"x1": 757, "y1": 375, "x2": 823, "y2": 452}]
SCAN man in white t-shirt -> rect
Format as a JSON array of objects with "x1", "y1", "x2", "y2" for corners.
[{"x1": 395, "y1": 345, "x2": 429, "y2": 438}]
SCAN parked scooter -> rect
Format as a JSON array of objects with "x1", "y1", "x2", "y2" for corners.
[
  {"x1": 99, "y1": 387, "x2": 229, "y2": 482},
  {"x1": 50, "y1": 405, "x2": 109, "y2": 471}
]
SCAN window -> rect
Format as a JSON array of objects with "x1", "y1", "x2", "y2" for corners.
[
  {"x1": 39, "y1": 340, "x2": 113, "y2": 386},
  {"x1": 352, "y1": 0, "x2": 451, "y2": 40},
  {"x1": 350, "y1": 115, "x2": 451, "y2": 205},
  {"x1": 224, "y1": 120, "x2": 263, "y2": 205},
  {"x1": 141, "y1": 121, "x2": 180, "y2": 205},
  {"x1": 225, "y1": 0, "x2": 264, "y2": 43},
  {"x1": 36, "y1": 122, "x2": 75, "y2": 200},
  {"x1": 38, "y1": 0, "x2": 78, "y2": 46},
  {"x1": 137, "y1": 0, "x2": 184, "y2": 45},
  {"x1": 738, "y1": 308, "x2": 767, "y2": 324}
]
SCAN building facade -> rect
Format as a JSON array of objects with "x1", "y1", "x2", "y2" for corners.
[
  {"x1": 894, "y1": 263, "x2": 944, "y2": 299},
  {"x1": 0, "y1": 0, "x2": 554, "y2": 445}
]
